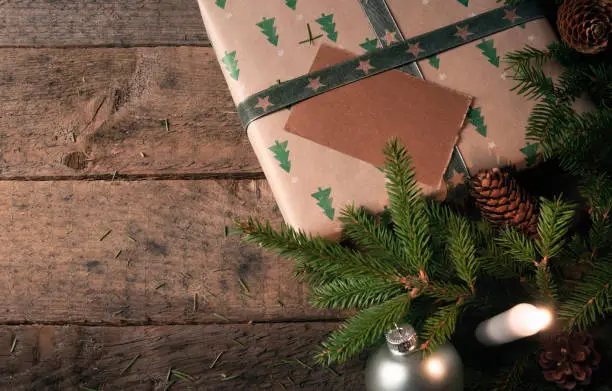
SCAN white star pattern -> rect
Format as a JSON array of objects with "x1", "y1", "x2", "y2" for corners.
[
  {"x1": 225, "y1": 12, "x2": 233, "y2": 19},
  {"x1": 528, "y1": 35, "x2": 536, "y2": 42},
  {"x1": 488, "y1": 141, "x2": 497, "y2": 150},
  {"x1": 291, "y1": 177, "x2": 299, "y2": 184},
  {"x1": 500, "y1": 72, "x2": 508, "y2": 80},
  {"x1": 277, "y1": 49, "x2": 285, "y2": 56},
  {"x1": 470, "y1": 12, "x2": 477, "y2": 17},
  {"x1": 438, "y1": 73, "x2": 448, "y2": 81},
  {"x1": 296, "y1": 14, "x2": 303, "y2": 20}
]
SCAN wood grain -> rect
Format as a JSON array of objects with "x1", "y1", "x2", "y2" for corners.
[
  {"x1": 0, "y1": 47, "x2": 259, "y2": 179},
  {"x1": 0, "y1": 0, "x2": 209, "y2": 48},
  {"x1": 0, "y1": 179, "x2": 341, "y2": 325},
  {"x1": 0, "y1": 323, "x2": 365, "y2": 390}
]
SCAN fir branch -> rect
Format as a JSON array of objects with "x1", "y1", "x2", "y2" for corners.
[
  {"x1": 237, "y1": 218, "x2": 403, "y2": 285},
  {"x1": 496, "y1": 228, "x2": 537, "y2": 264},
  {"x1": 589, "y1": 214, "x2": 612, "y2": 255},
  {"x1": 525, "y1": 99, "x2": 576, "y2": 148},
  {"x1": 425, "y1": 202, "x2": 455, "y2": 279},
  {"x1": 446, "y1": 212, "x2": 479, "y2": 291},
  {"x1": 536, "y1": 196, "x2": 576, "y2": 260},
  {"x1": 555, "y1": 108, "x2": 612, "y2": 175},
  {"x1": 339, "y1": 204, "x2": 408, "y2": 267},
  {"x1": 558, "y1": 261, "x2": 612, "y2": 330},
  {"x1": 505, "y1": 45, "x2": 553, "y2": 72},
  {"x1": 425, "y1": 282, "x2": 472, "y2": 302},
  {"x1": 310, "y1": 277, "x2": 405, "y2": 309},
  {"x1": 420, "y1": 304, "x2": 460, "y2": 353},
  {"x1": 548, "y1": 42, "x2": 588, "y2": 67},
  {"x1": 383, "y1": 139, "x2": 431, "y2": 273},
  {"x1": 535, "y1": 262, "x2": 558, "y2": 306},
  {"x1": 508, "y1": 62, "x2": 556, "y2": 100},
  {"x1": 557, "y1": 65, "x2": 594, "y2": 101},
  {"x1": 586, "y1": 63, "x2": 612, "y2": 107},
  {"x1": 316, "y1": 295, "x2": 411, "y2": 365},
  {"x1": 581, "y1": 173, "x2": 612, "y2": 216},
  {"x1": 477, "y1": 222, "x2": 526, "y2": 278}
]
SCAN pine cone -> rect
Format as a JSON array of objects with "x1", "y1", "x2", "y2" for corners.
[
  {"x1": 470, "y1": 168, "x2": 538, "y2": 236},
  {"x1": 557, "y1": 0, "x2": 612, "y2": 54},
  {"x1": 539, "y1": 332, "x2": 601, "y2": 390}
]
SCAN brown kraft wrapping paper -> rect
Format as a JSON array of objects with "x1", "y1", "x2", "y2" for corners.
[{"x1": 197, "y1": 0, "x2": 560, "y2": 238}]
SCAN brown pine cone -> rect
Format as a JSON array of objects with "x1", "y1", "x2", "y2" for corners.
[
  {"x1": 470, "y1": 168, "x2": 539, "y2": 236},
  {"x1": 539, "y1": 332, "x2": 601, "y2": 390},
  {"x1": 557, "y1": 0, "x2": 612, "y2": 54}
]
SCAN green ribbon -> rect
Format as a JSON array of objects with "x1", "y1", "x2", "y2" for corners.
[
  {"x1": 237, "y1": 2, "x2": 545, "y2": 129},
  {"x1": 358, "y1": 0, "x2": 423, "y2": 78}
]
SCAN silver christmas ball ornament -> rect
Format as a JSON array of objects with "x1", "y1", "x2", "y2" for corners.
[{"x1": 365, "y1": 324, "x2": 463, "y2": 391}]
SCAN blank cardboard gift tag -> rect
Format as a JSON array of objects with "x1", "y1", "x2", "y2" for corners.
[{"x1": 284, "y1": 44, "x2": 473, "y2": 189}]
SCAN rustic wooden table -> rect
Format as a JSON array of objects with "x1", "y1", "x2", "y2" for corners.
[{"x1": 0, "y1": 1, "x2": 363, "y2": 389}]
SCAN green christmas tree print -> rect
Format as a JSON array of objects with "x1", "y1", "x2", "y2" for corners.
[
  {"x1": 269, "y1": 140, "x2": 291, "y2": 173},
  {"x1": 467, "y1": 107, "x2": 487, "y2": 137},
  {"x1": 476, "y1": 39, "x2": 500, "y2": 67},
  {"x1": 257, "y1": 17, "x2": 279, "y2": 46},
  {"x1": 520, "y1": 142, "x2": 539, "y2": 167},
  {"x1": 221, "y1": 50, "x2": 240, "y2": 80},
  {"x1": 316, "y1": 13, "x2": 338, "y2": 42},
  {"x1": 457, "y1": 0, "x2": 469, "y2": 6},
  {"x1": 215, "y1": 0, "x2": 226, "y2": 9},
  {"x1": 285, "y1": 0, "x2": 297, "y2": 10},
  {"x1": 359, "y1": 37, "x2": 379, "y2": 53},
  {"x1": 312, "y1": 187, "x2": 335, "y2": 220},
  {"x1": 428, "y1": 55, "x2": 440, "y2": 69}
]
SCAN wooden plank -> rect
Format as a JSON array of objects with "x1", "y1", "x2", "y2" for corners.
[
  {"x1": 0, "y1": 323, "x2": 364, "y2": 390},
  {"x1": 0, "y1": 179, "x2": 341, "y2": 324},
  {"x1": 0, "y1": 47, "x2": 259, "y2": 178},
  {"x1": 0, "y1": 0, "x2": 209, "y2": 48}
]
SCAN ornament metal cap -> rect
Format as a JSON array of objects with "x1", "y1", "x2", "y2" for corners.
[{"x1": 385, "y1": 323, "x2": 418, "y2": 355}]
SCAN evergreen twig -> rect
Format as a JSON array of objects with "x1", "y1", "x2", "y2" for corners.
[
  {"x1": 316, "y1": 295, "x2": 411, "y2": 365},
  {"x1": 309, "y1": 277, "x2": 405, "y2": 309},
  {"x1": 420, "y1": 304, "x2": 460, "y2": 353},
  {"x1": 384, "y1": 139, "x2": 432, "y2": 274}
]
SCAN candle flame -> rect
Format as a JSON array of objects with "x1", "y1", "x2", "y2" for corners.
[{"x1": 512, "y1": 305, "x2": 552, "y2": 336}]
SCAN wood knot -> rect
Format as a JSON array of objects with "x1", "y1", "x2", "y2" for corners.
[{"x1": 62, "y1": 151, "x2": 88, "y2": 170}]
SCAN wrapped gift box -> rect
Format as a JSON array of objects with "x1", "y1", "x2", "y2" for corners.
[{"x1": 197, "y1": 0, "x2": 558, "y2": 237}]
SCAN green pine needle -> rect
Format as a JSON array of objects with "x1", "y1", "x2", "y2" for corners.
[
  {"x1": 558, "y1": 261, "x2": 612, "y2": 330},
  {"x1": 496, "y1": 228, "x2": 537, "y2": 264},
  {"x1": 309, "y1": 277, "x2": 405, "y2": 309},
  {"x1": 446, "y1": 212, "x2": 479, "y2": 290},
  {"x1": 536, "y1": 196, "x2": 576, "y2": 259},
  {"x1": 420, "y1": 304, "x2": 460, "y2": 353},
  {"x1": 316, "y1": 295, "x2": 410, "y2": 365},
  {"x1": 383, "y1": 139, "x2": 431, "y2": 273},
  {"x1": 236, "y1": 218, "x2": 403, "y2": 284},
  {"x1": 339, "y1": 204, "x2": 407, "y2": 266}
]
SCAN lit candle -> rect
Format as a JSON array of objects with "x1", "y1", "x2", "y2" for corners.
[{"x1": 476, "y1": 303, "x2": 552, "y2": 345}]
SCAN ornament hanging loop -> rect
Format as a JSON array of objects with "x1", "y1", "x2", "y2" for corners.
[{"x1": 385, "y1": 323, "x2": 418, "y2": 355}]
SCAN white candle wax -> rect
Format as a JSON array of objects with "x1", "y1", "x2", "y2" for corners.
[{"x1": 476, "y1": 303, "x2": 552, "y2": 345}]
